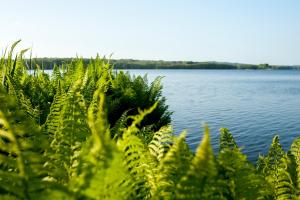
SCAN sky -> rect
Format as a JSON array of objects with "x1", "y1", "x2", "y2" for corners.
[{"x1": 1, "y1": 0, "x2": 300, "y2": 65}]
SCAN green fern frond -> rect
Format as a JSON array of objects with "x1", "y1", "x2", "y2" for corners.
[
  {"x1": 267, "y1": 155, "x2": 296, "y2": 199},
  {"x1": 110, "y1": 110, "x2": 129, "y2": 140},
  {"x1": 148, "y1": 125, "x2": 173, "y2": 161},
  {"x1": 72, "y1": 91, "x2": 133, "y2": 200},
  {"x1": 218, "y1": 129, "x2": 269, "y2": 199},
  {"x1": 176, "y1": 125, "x2": 218, "y2": 200},
  {"x1": 149, "y1": 76, "x2": 163, "y2": 101},
  {"x1": 5, "y1": 75, "x2": 39, "y2": 120},
  {"x1": 117, "y1": 103, "x2": 159, "y2": 199},
  {"x1": 290, "y1": 137, "x2": 300, "y2": 195},
  {"x1": 6, "y1": 40, "x2": 21, "y2": 71},
  {"x1": 51, "y1": 64, "x2": 61, "y2": 82},
  {"x1": 219, "y1": 128, "x2": 238, "y2": 151},
  {"x1": 0, "y1": 87, "x2": 49, "y2": 199},
  {"x1": 258, "y1": 135, "x2": 285, "y2": 174},
  {"x1": 258, "y1": 135, "x2": 296, "y2": 199},
  {"x1": 43, "y1": 89, "x2": 66, "y2": 137},
  {"x1": 46, "y1": 80, "x2": 90, "y2": 183},
  {"x1": 153, "y1": 132, "x2": 192, "y2": 200}
]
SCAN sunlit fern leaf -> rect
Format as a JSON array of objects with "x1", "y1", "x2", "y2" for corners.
[
  {"x1": 152, "y1": 132, "x2": 192, "y2": 200},
  {"x1": 267, "y1": 136, "x2": 286, "y2": 170},
  {"x1": 218, "y1": 146, "x2": 269, "y2": 199},
  {"x1": 117, "y1": 103, "x2": 159, "y2": 199},
  {"x1": 219, "y1": 128, "x2": 238, "y2": 151},
  {"x1": 74, "y1": 59, "x2": 85, "y2": 82},
  {"x1": 21, "y1": 69, "x2": 55, "y2": 125},
  {"x1": 80, "y1": 68, "x2": 89, "y2": 92},
  {"x1": 133, "y1": 124, "x2": 157, "y2": 146},
  {"x1": 82, "y1": 77, "x2": 96, "y2": 106},
  {"x1": 218, "y1": 128, "x2": 269, "y2": 199},
  {"x1": 175, "y1": 125, "x2": 218, "y2": 200},
  {"x1": 51, "y1": 64, "x2": 62, "y2": 85},
  {"x1": 76, "y1": 148, "x2": 133, "y2": 200},
  {"x1": 96, "y1": 68, "x2": 112, "y2": 93},
  {"x1": 71, "y1": 91, "x2": 133, "y2": 199},
  {"x1": 5, "y1": 75, "x2": 39, "y2": 121},
  {"x1": 267, "y1": 155, "x2": 296, "y2": 200},
  {"x1": 258, "y1": 135, "x2": 296, "y2": 199},
  {"x1": 10, "y1": 49, "x2": 29, "y2": 81},
  {"x1": 117, "y1": 133, "x2": 152, "y2": 199},
  {"x1": 43, "y1": 86, "x2": 66, "y2": 137},
  {"x1": 149, "y1": 76, "x2": 163, "y2": 101},
  {"x1": 61, "y1": 60, "x2": 80, "y2": 90},
  {"x1": 258, "y1": 135, "x2": 285, "y2": 174},
  {"x1": 6, "y1": 40, "x2": 21, "y2": 71},
  {"x1": 46, "y1": 81, "x2": 90, "y2": 183},
  {"x1": 290, "y1": 137, "x2": 300, "y2": 194},
  {"x1": 148, "y1": 125, "x2": 173, "y2": 161}
]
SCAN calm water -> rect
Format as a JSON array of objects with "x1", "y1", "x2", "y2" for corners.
[{"x1": 122, "y1": 69, "x2": 300, "y2": 162}]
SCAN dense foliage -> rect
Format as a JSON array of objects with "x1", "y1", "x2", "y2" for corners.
[{"x1": 1, "y1": 41, "x2": 300, "y2": 199}]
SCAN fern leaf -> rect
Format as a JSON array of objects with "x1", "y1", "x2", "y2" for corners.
[
  {"x1": 219, "y1": 128, "x2": 238, "y2": 151},
  {"x1": 110, "y1": 110, "x2": 129, "y2": 140},
  {"x1": 46, "y1": 81, "x2": 90, "y2": 183},
  {"x1": 175, "y1": 125, "x2": 217, "y2": 200},
  {"x1": 117, "y1": 103, "x2": 159, "y2": 199},
  {"x1": 290, "y1": 137, "x2": 300, "y2": 195},
  {"x1": 0, "y1": 87, "x2": 49, "y2": 199},
  {"x1": 72, "y1": 91, "x2": 133, "y2": 199},
  {"x1": 259, "y1": 135, "x2": 296, "y2": 199},
  {"x1": 153, "y1": 132, "x2": 192, "y2": 199},
  {"x1": 148, "y1": 125, "x2": 173, "y2": 161},
  {"x1": 43, "y1": 89, "x2": 66, "y2": 137}
]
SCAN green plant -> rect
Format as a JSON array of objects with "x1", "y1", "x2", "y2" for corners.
[{"x1": 1, "y1": 42, "x2": 300, "y2": 200}]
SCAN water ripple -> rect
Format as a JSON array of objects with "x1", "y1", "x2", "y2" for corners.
[{"x1": 126, "y1": 69, "x2": 300, "y2": 162}]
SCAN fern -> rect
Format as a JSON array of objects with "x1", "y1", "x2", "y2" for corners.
[
  {"x1": 258, "y1": 135, "x2": 296, "y2": 199},
  {"x1": 46, "y1": 81, "x2": 90, "y2": 183},
  {"x1": 290, "y1": 137, "x2": 300, "y2": 195},
  {"x1": 148, "y1": 125, "x2": 173, "y2": 162},
  {"x1": 117, "y1": 103, "x2": 158, "y2": 199},
  {"x1": 175, "y1": 125, "x2": 218, "y2": 200},
  {"x1": 0, "y1": 87, "x2": 49, "y2": 199},
  {"x1": 43, "y1": 84, "x2": 66, "y2": 138},
  {"x1": 2, "y1": 42, "x2": 300, "y2": 200},
  {"x1": 5, "y1": 74, "x2": 39, "y2": 120},
  {"x1": 219, "y1": 128, "x2": 238, "y2": 151},
  {"x1": 110, "y1": 110, "x2": 129, "y2": 140},
  {"x1": 71, "y1": 91, "x2": 133, "y2": 199},
  {"x1": 218, "y1": 128, "x2": 269, "y2": 200},
  {"x1": 153, "y1": 132, "x2": 192, "y2": 199}
]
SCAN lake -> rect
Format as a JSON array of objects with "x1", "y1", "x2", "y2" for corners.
[
  {"x1": 41, "y1": 69, "x2": 300, "y2": 162},
  {"x1": 122, "y1": 69, "x2": 300, "y2": 162}
]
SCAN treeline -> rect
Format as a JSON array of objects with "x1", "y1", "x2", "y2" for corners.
[{"x1": 27, "y1": 58, "x2": 300, "y2": 70}]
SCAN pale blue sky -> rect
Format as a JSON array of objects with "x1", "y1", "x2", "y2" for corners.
[{"x1": 1, "y1": 0, "x2": 300, "y2": 65}]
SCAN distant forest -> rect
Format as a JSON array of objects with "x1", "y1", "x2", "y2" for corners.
[{"x1": 26, "y1": 58, "x2": 300, "y2": 70}]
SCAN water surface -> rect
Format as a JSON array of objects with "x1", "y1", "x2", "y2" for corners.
[{"x1": 123, "y1": 69, "x2": 300, "y2": 162}]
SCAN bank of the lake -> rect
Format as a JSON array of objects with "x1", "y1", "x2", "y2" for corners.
[{"x1": 28, "y1": 58, "x2": 300, "y2": 70}]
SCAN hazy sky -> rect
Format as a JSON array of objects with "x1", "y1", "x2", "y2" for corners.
[{"x1": 1, "y1": 0, "x2": 300, "y2": 65}]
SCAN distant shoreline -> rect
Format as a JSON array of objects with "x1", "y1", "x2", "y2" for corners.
[{"x1": 26, "y1": 58, "x2": 300, "y2": 70}]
